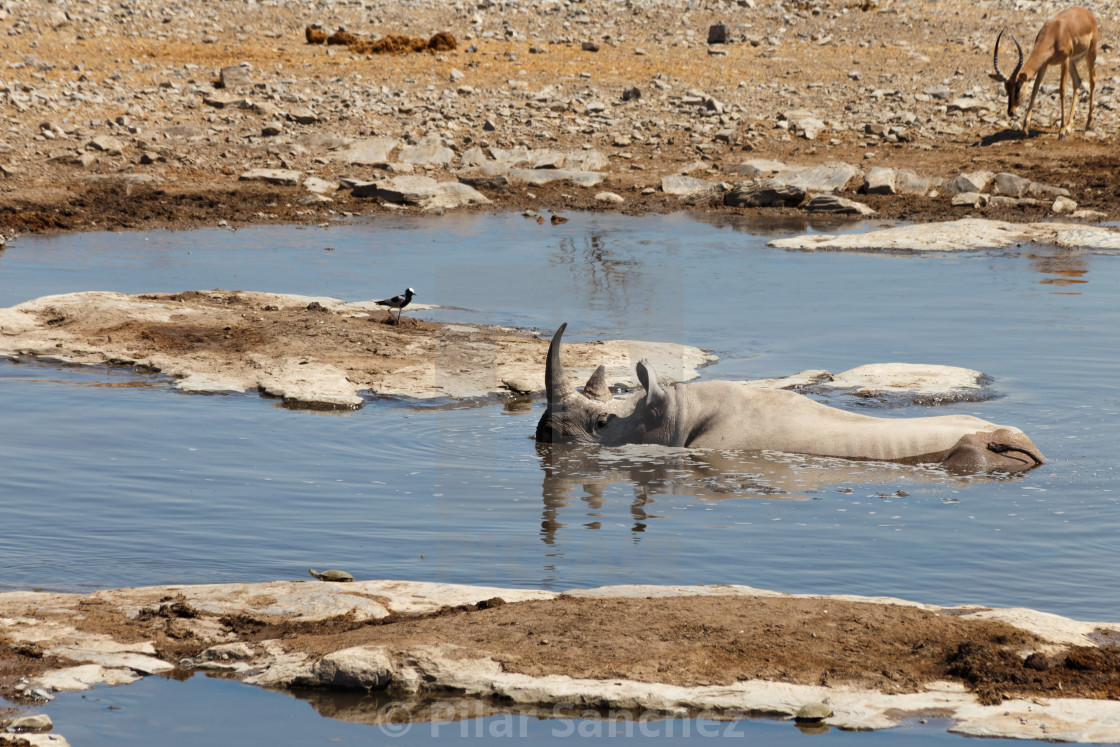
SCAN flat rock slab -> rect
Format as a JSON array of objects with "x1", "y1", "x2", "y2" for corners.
[
  {"x1": 738, "y1": 369, "x2": 833, "y2": 390},
  {"x1": 725, "y1": 162, "x2": 861, "y2": 208},
  {"x1": 1050, "y1": 225, "x2": 1120, "y2": 250},
  {"x1": 730, "y1": 158, "x2": 790, "y2": 177},
  {"x1": 297, "y1": 133, "x2": 353, "y2": 151},
  {"x1": 0, "y1": 291, "x2": 710, "y2": 408},
  {"x1": 398, "y1": 139, "x2": 455, "y2": 166},
  {"x1": 531, "y1": 150, "x2": 567, "y2": 169},
  {"x1": 661, "y1": 174, "x2": 718, "y2": 196},
  {"x1": 365, "y1": 174, "x2": 439, "y2": 203},
  {"x1": 333, "y1": 138, "x2": 399, "y2": 165},
  {"x1": 3, "y1": 580, "x2": 1120, "y2": 744},
  {"x1": 778, "y1": 161, "x2": 861, "y2": 193},
  {"x1": 369, "y1": 176, "x2": 491, "y2": 210},
  {"x1": 92, "y1": 579, "x2": 556, "y2": 621},
  {"x1": 18, "y1": 736, "x2": 70, "y2": 747},
  {"x1": 219, "y1": 65, "x2": 253, "y2": 92},
  {"x1": 35, "y1": 664, "x2": 141, "y2": 692},
  {"x1": 463, "y1": 147, "x2": 607, "y2": 173},
  {"x1": 944, "y1": 171, "x2": 994, "y2": 195},
  {"x1": 421, "y1": 182, "x2": 492, "y2": 211},
  {"x1": 827, "y1": 362, "x2": 984, "y2": 395},
  {"x1": 507, "y1": 168, "x2": 606, "y2": 187},
  {"x1": 725, "y1": 177, "x2": 805, "y2": 207},
  {"x1": 735, "y1": 365, "x2": 994, "y2": 408},
  {"x1": 201, "y1": 93, "x2": 248, "y2": 109},
  {"x1": 803, "y1": 194, "x2": 875, "y2": 215},
  {"x1": 77, "y1": 173, "x2": 159, "y2": 188},
  {"x1": 863, "y1": 166, "x2": 941, "y2": 196},
  {"x1": 303, "y1": 176, "x2": 338, "y2": 195},
  {"x1": 769, "y1": 218, "x2": 1120, "y2": 252},
  {"x1": 87, "y1": 135, "x2": 125, "y2": 155},
  {"x1": 740, "y1": 363, "x2": 986, "y2": 401},
  {"x1": 239, "y1": 168, "x2": 302, "y2": 186},
  {"x1": 821, "y1": 362, "x2": 992, "y2": 404}
]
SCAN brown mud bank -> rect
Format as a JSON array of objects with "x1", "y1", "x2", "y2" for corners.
[
  {"x1": 2, "y1": 581, "x2": 1120, "y2": 742},
  {"x1": 2, "y1": 141, "x2": 1118, "y2": 241}
]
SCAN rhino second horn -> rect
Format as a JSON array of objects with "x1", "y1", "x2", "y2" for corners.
[
  {"x1": 582, "y1": 365, "x2": 612, "y2": 402},
  {"x1": 545, "y1": 322, "x2": 577, "y2": 404}
]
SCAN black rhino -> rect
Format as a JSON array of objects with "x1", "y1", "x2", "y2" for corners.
[{"x1": 536, "y1": 324, "x2": 1043, "y2": 473}]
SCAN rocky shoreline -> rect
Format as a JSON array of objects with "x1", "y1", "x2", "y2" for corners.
[
  {"x1": 3, "y1": 0, "x2": 1120, "y2": 239},
  {"x1": 3, "y1": 580, "x2": 1120, "y2": 745}
]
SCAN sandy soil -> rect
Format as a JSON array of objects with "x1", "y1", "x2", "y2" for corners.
[{"x1": 2, "y1": 592, "x2": 1119, "y2": 709}]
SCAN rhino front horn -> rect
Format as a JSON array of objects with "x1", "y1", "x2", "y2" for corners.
[{"x1": 545, "y1": 322, "x2": 577, "y2": 405}]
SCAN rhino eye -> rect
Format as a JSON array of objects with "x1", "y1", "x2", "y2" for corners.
[{"x1": 596, "y1": 413, "x2": 615, "y2": 429}]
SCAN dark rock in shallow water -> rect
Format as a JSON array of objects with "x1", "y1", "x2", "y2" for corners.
[{"x1": 724, "y1": 178, "x2": 805, "y2": 207}]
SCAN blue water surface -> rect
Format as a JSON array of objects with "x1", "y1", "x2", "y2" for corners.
[{"x1": 1, "y1": 213, "x2": 1118, "y2": 745}]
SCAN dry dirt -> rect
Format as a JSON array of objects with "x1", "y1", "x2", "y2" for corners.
[
  {"x1": 3, "y1": 594, "x2": 1120, "y2": 708},
  {"x1": 2, "y1": 0, "x2": 1120, "y2": 234}
]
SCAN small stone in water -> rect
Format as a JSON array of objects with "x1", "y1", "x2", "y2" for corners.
[
  {"x1": 308, "y1": 568, "x2": 354, "y2": 582},
  {"x1": 794, "y1": 701, "x2": 833, "y2": 721},
  {"x1": 9, "y1": 713, "x2": 53, "y2": 732}
]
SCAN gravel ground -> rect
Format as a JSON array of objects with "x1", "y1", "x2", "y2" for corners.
[{"x1": 2, "y1": 0, "x2": 1120, "y2": 235}]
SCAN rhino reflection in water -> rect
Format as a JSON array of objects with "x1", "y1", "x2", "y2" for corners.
[
  {"x1": 536, "y1": 324, "x2": 1043, "y2": 473},
  {"x1": 536, "y1": 443, "x2": 992, "y2": 544}
]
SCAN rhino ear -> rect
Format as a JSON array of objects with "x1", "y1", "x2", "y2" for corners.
[
  {"x1": 636, "y1": 359, "x2": 668, "y2": 417},
  {"x1": 582, "y1": 365, "x2": 612, "y2": 402}
]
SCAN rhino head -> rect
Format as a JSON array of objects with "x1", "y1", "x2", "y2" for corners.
[
  {"x1": 536, "y1": 323, "x2": 671, "y2": 445},
  {"x1": 536, "y1": 323, "x2": 613, "y2": 443}
]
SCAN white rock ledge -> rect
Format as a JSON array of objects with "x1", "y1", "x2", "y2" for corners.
[
  {"x1": 743, "y1": 362, "x2": 988, "y2": 399},
  {"x1": 0, "y1": 291, "x2": 713, "y2": 407},
  {"x1": 2, "y1": 581, "x2": 1119, "y2": 743},
  {"x1": 769, "y1": 218, "x2": 1120, "y2": 252}
]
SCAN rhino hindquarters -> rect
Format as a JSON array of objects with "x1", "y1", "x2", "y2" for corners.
[{"x1": 942, "y1": 429, "x2": 1045, "y2": 473}]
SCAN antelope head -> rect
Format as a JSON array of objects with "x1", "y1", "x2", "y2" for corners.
[{"x1": 990, "y1": 29, "x2": 1026, "y2": 117}]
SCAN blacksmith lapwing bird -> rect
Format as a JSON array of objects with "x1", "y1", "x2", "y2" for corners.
[{"x1": 375, "y1": 287, "x2": 415, "y2": 324}]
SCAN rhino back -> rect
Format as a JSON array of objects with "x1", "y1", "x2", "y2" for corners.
[{"x1": 677, "y1": 382, "x2": 1014, "y2": 460}]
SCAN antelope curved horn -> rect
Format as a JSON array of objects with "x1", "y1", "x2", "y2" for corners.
[
  {"x1": 1010, "y1": 33, "x2": 1024, "y2": 79},
  {"x1": 993, "y1": 28, "x2": 1008, "y2": 81},
  {"x1": 544, "y1": 323, "x2": 577, "y2": 405}
]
